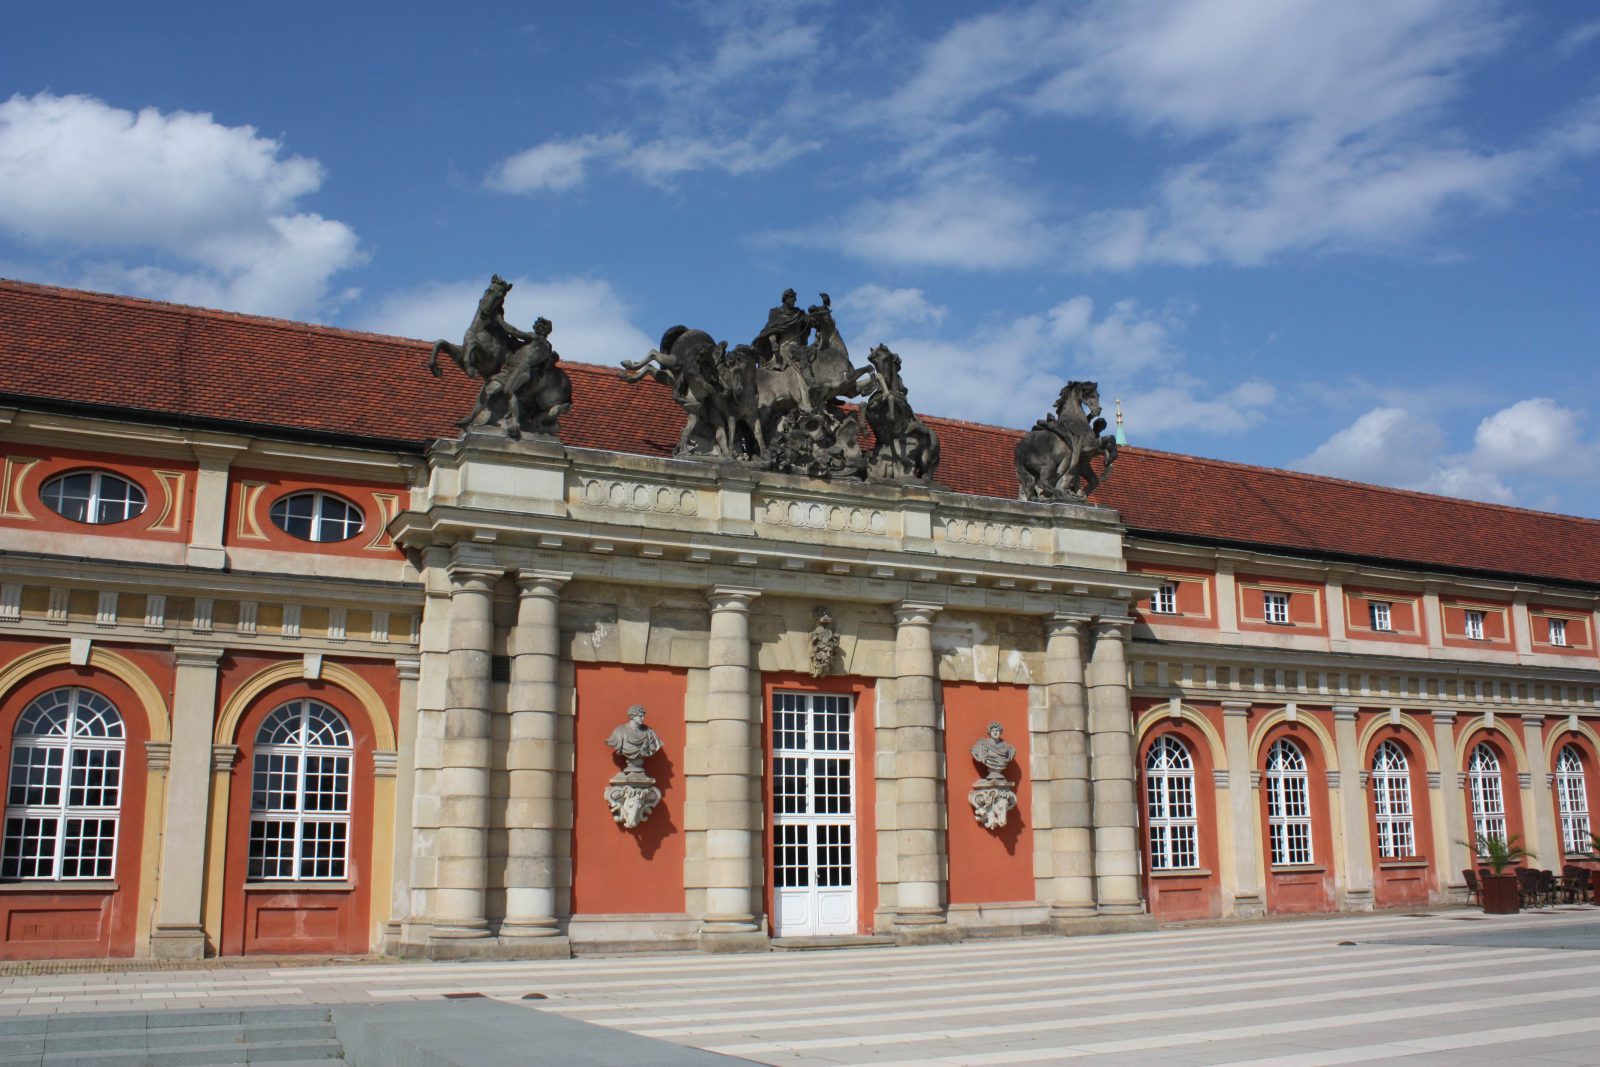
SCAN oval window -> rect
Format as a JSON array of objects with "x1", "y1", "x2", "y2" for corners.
[
  {"x1": 39, "y1": 470, "x2": 147, "y2": 525},
  {"x1": 268, "y1": 491, "x2": 365, "y2": 543}
]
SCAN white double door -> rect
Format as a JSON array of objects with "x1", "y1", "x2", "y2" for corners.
[{"x1": 772, "y1": 691, "x2": 858, "y2": 937}]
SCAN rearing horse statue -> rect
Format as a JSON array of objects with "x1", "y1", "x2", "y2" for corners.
[{"x1": 1014, "y1": 381, "x2": 1118, "y2": 502}]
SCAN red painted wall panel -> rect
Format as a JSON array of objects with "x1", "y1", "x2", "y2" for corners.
[{"x1": 943, "y1": 683, "x2": 1034, "y2": 907}]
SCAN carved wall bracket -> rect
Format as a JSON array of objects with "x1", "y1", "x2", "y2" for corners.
[{"x1": 968, "y1": 780, "x2": 1018, "y2": 831}]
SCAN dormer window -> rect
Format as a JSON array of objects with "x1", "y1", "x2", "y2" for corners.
[
  {"x1": 1549, "y1": 618, "x2": 1567, "y2": 647},
  {"x1": 1152, "y1": 583, "x2": 1177, "y2": 615},
  {"x1": 1369, "y1": 601, "x2": 1392, "y2": 632},
  {"x1": 1464, "y1": 610, "x2": 1485, "y2": 641}
]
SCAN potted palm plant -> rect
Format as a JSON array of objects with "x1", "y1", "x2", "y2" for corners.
[{"x1": 1467, "y1": 833, "x2": 1532, "y2": 913}]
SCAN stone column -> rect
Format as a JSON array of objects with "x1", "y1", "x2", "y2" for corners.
[
  {"x1": 384, "y1": 656, "x2": 421, "y2": 954},
  {"x1": 1332, "y1": 706, "x2": 1374, "y2": 910},
  {"x1": 1522, "y1": 713, "x2": 1560, "y2": 868},
  {"x1": 1221, "y1": 701, "x2": 1265, "y2": 917},
  {"x1": 501, "y1": 570, "x2": 570, "y2": 955},
  {"x1": 700, "y1": 586, "x2": 766, "y2": 951},
  {"x1": 1431, "y1": 710, "x2": 1468, "y2": 894},
  {"x1": 892, "y1": 601, "x2": 954, "y2": 940},
  {"x1": 150, "y1": 645, "x2": 223, "y2": 959},
  {"x1": 1044, "y1": 613, "x2": 1096, "y2": 927},
  {"x1": 1087, "y1": 617, "x2": 1147, "y2": 922},
  {"x1": 427, "y1": 564, "x2": 501, "y2": 948}
]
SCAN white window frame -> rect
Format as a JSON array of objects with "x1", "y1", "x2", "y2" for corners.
[
  {"x1": 1464, "y1": 610, "x2": 1485, "y2": 641},
  {"x1": 39, "y1": 469, "x2": 147, "y2": 526},
  {"x1": 1556, "y1": 744, "x2": 1590, "y2": 856},
  {"x1": 1266, "y1": 739, "x2": 1313, "y2": 866},
  {"x1": 1468, "y1": 742, "x2": 1507, "y2": 851},
  {"x1": 1369, "y1": 601, "x2": 1392, "y2": 632},
  {"x1": 268, "y1": 491, "x2": 365, "y2": 544},
  {"x1": 248, "y1": 699, "x2": 354, "y2": 882},
  {"x1": 1263, "y1": 592, "x2": 1291, "y2": 625},
  {"x1": 2, "y1": 687, "x2": 125, "y2": 881},
  {"x1": 1548, "y1": 618, "x2": 1568, "y2": 648},
  {"x1": 1145, "y1": 736, "x2": 1198, "y2": 870},
  {"x1": 1151, "y1": 582, "x2": 1178, "y2": 616},
  {"x1": 1370, "y1": 741, "x2": 1416, "y2": 858}
]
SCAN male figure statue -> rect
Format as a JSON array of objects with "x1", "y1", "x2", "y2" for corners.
[
  {"x1": 606, "y1": 704, "x2": 662, "y2": 774},
  {"x1": 753, "y1": 288, "x2": 809, "y2": 369},
  {"x1": 971, "y1": 722, "x2": 1016, "y2": 782}
]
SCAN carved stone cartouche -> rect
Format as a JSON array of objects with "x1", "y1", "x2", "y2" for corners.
[
  {"x1": 428, "y1": 275, "x2": 572, "y2": 439},
  {"x1": 968, "y1": 722, "x2": 1018, "y2": 830},
  {"x1": 808, "y1": 608, "x2": 840, "y2": 677},
  {"x1": 619, "y1": 290, "x2": 938, "y2": 485},
  {"x1": 603, "y1": 704, "x2": 663, "y2": 829},
  {"x1": 1014, "y1": 379, "x2": 1118, "y2": 502}
]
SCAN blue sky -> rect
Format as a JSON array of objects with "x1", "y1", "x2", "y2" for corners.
[{"x1": 3, "y1": 2, "x2": 1598, "y2": 515}]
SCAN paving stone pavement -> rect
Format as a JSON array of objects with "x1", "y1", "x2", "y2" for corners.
[{"x1": 2, "y1": 909, "x2": 1600, "y2": 1065}]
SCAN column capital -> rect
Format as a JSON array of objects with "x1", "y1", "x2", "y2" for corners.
[
  {"x1": 1092, "y1": 615, "x2": 1134, "y2": 639},
  {"x1": 395, "y1": 656, "x2": 421, "y2": 682},
  {"x1": 516, "y1": 569, "x2": 571, "y2": 597},
  {"x1": 1221, "y1": 700, "x2": 1252, "y2": 717},
  {"x1": 894, "y1": 600, "x2": 943, "y2": 627},
  {"x1": 1431, "y1": 709, "x2": 1457, "y2": 725},
  {"x1": 1046, "y1": 612, "x2": 1093, "y2": 638},
  {"x1": 1521, "y1": 712, "x2": 1546, "y2": 728},
  {"x1": 446, "y1": 564, "x2": 504, "y2": 591},
  {"x1": 172, "y1": 645, "x2": 223, "y2": 669},
  {"x1": 1332, "y1": 705, "x2": 1359, "y2": 721},
  {"x1": 211, "y1": 743, "x2": 238, "y2": 772},
  {"x1": 707, "y1": 585, "x2": 761, "y2": 612}
]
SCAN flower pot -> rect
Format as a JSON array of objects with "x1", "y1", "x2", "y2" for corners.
[{"x1": 1481, "y1": 873, "x2": 1520, "y2": 914}]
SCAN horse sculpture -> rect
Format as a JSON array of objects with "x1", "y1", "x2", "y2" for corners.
[
  {"x1": 862, "y1": 344, "x2": 939, "y2": 484},
  {"x1": 428, "y1": 276, "x2": 571, "y2": 438},
  {"x1": 1015, "y1": 380, "x2": 1118, "y2": 502}
]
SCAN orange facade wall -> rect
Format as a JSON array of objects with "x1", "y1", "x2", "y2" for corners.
[
  {"x1": 219, "y1": 676, "x2": 376, "y2": 956},
  {"x1": 1457, "y1": 726, "x2": 1525, "y2": 849},
  {"x1": 0, "y1": 654, "x2": 160, "y2": 959},
  {"x1": 1130, "y1": 564, "x2": 1216, "y2": 630},
  {"x1": 1138, "y1": 715, "x2": 1222, "y2": 921},
  {"x1": 762, "y1": 672, "x2": 878, "y2": 934},
  {"x1": 1530, "y1": 608, "x2": 1595, "y2": 658},
  {"x1": 570, "y1": 664, "x2": 686, "y2": 915},
  {"x1": 226, "y1": 466, "x2": 407, "y2": 559},
  {"x1": 943, "y1": 682, "x2": 1033, "y2": 907},
  {"x1": 1237, "y1": 575, "x2": 1326, "y2": 636},
  {"x1": 1259, "y1": 717, "x2": 1335, "y2": 914},
  {"x1": 0, "y1": 444, "x2": 194, "y2": 543},
  {"x1": 1362, "y1": 719, "x2": 1437, "y2": 908},
  {"x1": 1344, "y1": 588, "x2": 1427, "y2": 646},
  {"x1": 1440, "y1": 600, "x2": 1511, "y2": 648}
]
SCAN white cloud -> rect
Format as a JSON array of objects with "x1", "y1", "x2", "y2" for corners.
[
  {"x1": 485, "y1": 133, "x2": 628, "y2": 193},
  {"x1": 0, "y1": 92, "x2": 361, "y2": 319},
  {"x1": 837, "y1": 284, "x2": 946, "y2": 340},
  {"x1": 1122, "y1": 377, "x2": 1277, "y2": 437},
  {"x1": 355, "y1": 275, "x2": 654, "y2": 366},
  {"x1": 1294, "y1": 397, "x2": 1599, "y2": 506},
  {"x1": 486, "y1": 130, "x2": 819, "y2": 192},
  {"x1": 1557, "y1": 17, "x2": 1600, "y2": 57}
]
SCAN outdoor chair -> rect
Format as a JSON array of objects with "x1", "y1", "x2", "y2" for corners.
[
  {"x1": 1537, "y1": 868, "x2": 1559, "y2": 906},
  {"x1": 1517, "y1": 867, "x2": 1542, "y2": 908},
  {"x1": 1565, "y1": 866, "x2": 1592, "y2": 904},
  {"x1": 1461, "y1": 868, "x2": 1482, "y2": 905}
]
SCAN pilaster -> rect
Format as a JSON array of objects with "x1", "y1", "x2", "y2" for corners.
[
  {"x1": 384, "y1": 656, "x2": 420, "y2": 954},
  {"x1": 1222, "y1": 701, "x2": 1265, "y2": 917},
  {"x1": 1332, "y1": 706, "x2": 1373, "y2": 910},
  {"x1": 1521, "y1": 713, "x2": 1559, "y2": 869},
  {"x1": 891, "y1": 600, "x2": 955, "y2": 942},
  {"x1": 150, "y1": 645, "x2": 223, "y2": 959},
  {"x1": 1086, "y1": 617, "x2": 1149, "y2": 924},
  {"x1": 1043, "y1": 613, "x2": 1095, "y2": 928},
  {"x1": 1430, "y1": 709, "x2": 1468, "y2": 892}
]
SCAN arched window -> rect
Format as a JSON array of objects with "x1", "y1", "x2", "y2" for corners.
[
  {"x1": 1467, "y1": 742, "x2": 1506, "y2": 850},
  {"x1": 1555, "y1": 744, "x2": 1590, "y2": 856},
  {"x1": 40, "y1": 470, "x2": 146, "y2": 525},
  {"x1": 248, "y1": 700, "x2": 353, "y2": 881},
  {"x1": 1370, "y1": 740, "x2": 1415, "y2": 858},
  {"x1": 1265, "y1": 738, "x2": 1312, "y2": 866},
  {"x1": 1145, "y1": 736, "x2": 1197, "y2": 870},
  {"x1": 2, "y1": 688, "x2": 124, "y2": 880},
  {"x1": 268, "y1": 492, "x2": 364, "y2": 543}
]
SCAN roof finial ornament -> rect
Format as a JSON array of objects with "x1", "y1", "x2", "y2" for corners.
[{"x1": 1114, "y1": 398, "x2": 1127, "y2": 446}]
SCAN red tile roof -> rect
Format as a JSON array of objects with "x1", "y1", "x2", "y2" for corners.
[{"x1": 4, "y1": 278, "x2": 1597, "y2": 589}]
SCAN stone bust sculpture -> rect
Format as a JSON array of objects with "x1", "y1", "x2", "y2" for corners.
[
  {"x1": 970, "y1": 722, "x2": 1016, "y2": 782},
  {"x1": 605, "y1": 704, "x2": 662, "y2": 774}
]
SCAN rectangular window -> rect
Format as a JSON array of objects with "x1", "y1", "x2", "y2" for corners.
[
  {"x1": 1369, "y1": 601, "x2": 1392, "y2": 632},
  {"x1": 1264, "y1": 592, "x2": 1290, "y2": 625},
  {"x1": 1464, "y1": 610, "x2": 1485, "y2": 640},
  {"x1": 1152, "y1": 583, "x2": 1177, "y2": 615},
  {"x1": 1549, "y1": 618, "x2": 1568, "y2": 647}
]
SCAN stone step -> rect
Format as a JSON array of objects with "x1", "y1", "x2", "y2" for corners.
[
  {"x1": 0, "y1": 1020, "x2": 337, "y2": 1055},
  {"x1": 0, "y1": 1008, "x2": 332, "y2": 1037},
  {"x1": 11, "y1": 1038, "x2": 345, "y2": 1066},
  {"x1": 0, "y1": 1008, "x2": 343, "y2": 1067},
  {"x1": 770, "y1": 933, "x2": 897, "y2": 950}
]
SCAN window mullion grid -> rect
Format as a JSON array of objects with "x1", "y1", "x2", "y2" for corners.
[{"x1": 292, "y1": 711, "x2": 311, "y2": 879}]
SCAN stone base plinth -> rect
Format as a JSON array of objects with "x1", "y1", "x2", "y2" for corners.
[
  {"x1": 1340, "y1": 888, "x2": 1375, "y2": 912},
  {"x1": 892, "y1": 910, "x2": 962, "y2": 945},
  {"x1": 397, "y1": 935, "x2": 572, "y2": 960},
  {"x1": 149, "y1": 924, "x2": 208, "y2": 960},
  {"x1": 1050, "y1": 913, "x2": 1158, "y2": 937},
  {"x1": 1229, "y1": 894, "x2": 1267, "y2": 920},
  {"x1": 697, "y1": 928, "x2": 771, "y2": 954}
]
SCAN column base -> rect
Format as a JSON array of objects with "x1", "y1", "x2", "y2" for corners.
[
  {"x1": 1229, "y1": 894, "x2": 1267, "y2": 919},
  {"x1": 149, "y1": 924, "x2": 208, "y2": 960},
  {"x1": 699, "y1": 915, "x2": 768, "y2": 953},
  {"x1": 381, "y1": 921, "x2": 404, "y2": 956},
  {"x1": 397, "y1": 935, "x2": 572, "y2": 960},
  {"x1": 499, "y1": 918, "x2": 564, "y2": 938},
  {"x1": 1340, "y1": 888, "x2": 1375, "y2": 912},
  {"x1": 1051, "y1": 913, "x2": 1156, "y2": 937},
  {"x1": 1048, "y1": 902, "x2": 1098, "y2": 920},
  {"x1": 893, "y1": 907, "x2": 960, "y2": 945}
]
